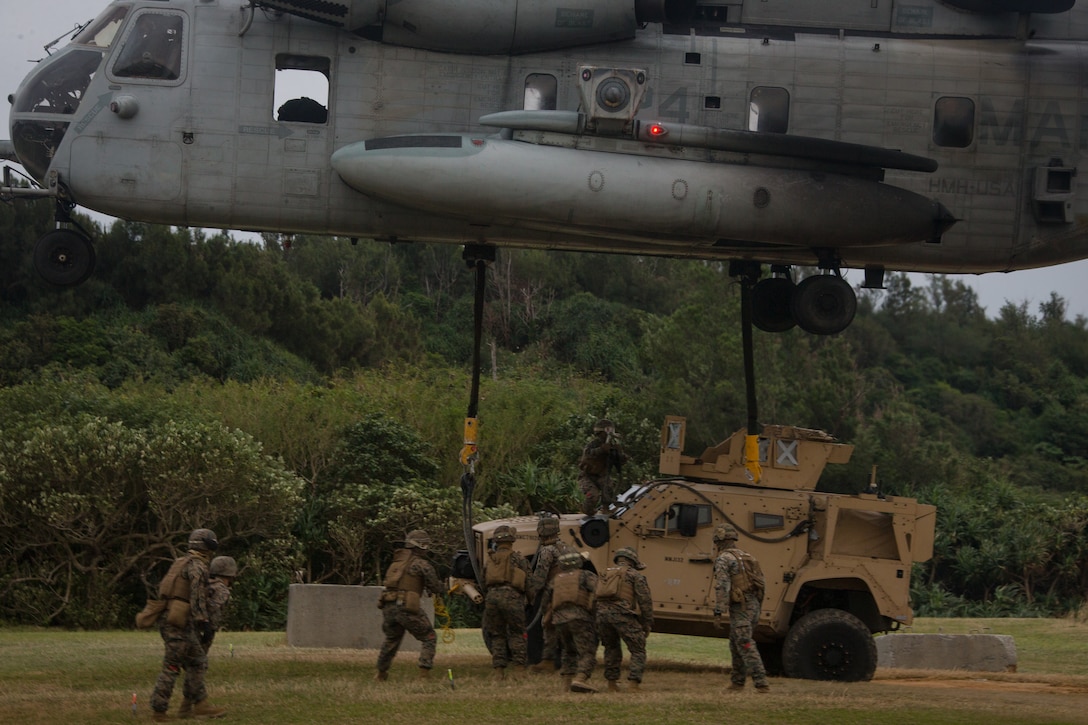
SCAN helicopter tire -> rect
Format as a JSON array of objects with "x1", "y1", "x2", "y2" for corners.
[
  {"x1": 33, "y1": 229, "x2": 96, "y2": 287},
  {"x1": 781, "y1": 608, "x2": 877, "y2": 682},
  {"x1": 751, "y1": 276, "x2": 797, "y2": 332},
  {"x1": 790, "y1": 275, "x2": 856, "y2": 335}
]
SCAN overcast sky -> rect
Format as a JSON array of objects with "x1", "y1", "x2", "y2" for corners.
[{"x1": 4, "y1": 0, "x2": 1088, "y2": 321}]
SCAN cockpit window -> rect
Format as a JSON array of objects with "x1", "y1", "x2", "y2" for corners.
[
  {"x1": 13, "y1": 48, "x2": 103, "y2": 115},
  {"x1": 73, "y1": 5, "x2": 130, "y2": 49},
  {"x1": 112, "y1": 11, "x2": 184, "y2": 81}
]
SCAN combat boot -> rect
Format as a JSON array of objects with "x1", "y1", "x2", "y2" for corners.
[
  {"x1": 177, "y1": 699, "x2": 193, "y2": 718},
  {"x1": 569, "y1": 673, "x2": 598, "y2": 693},
  {"x1": 189, "y1": 699, "x2": 227, "y2": 719},
  {"x1": 606, "y1": 680, "x2": 620, "y2": 692},
  {"x1": 151, "y1": 711, "x2": 172, "y2": 722},
  {"x1": 561, "y1": 675, "x2": 573, "y2": 691},
  {"x1": 727, "y1": 682, "x2": 745, "y2": 692},
  {"x1": 374, "y1": 670, "x2": 388, "y2": 682},
  {"x1": 493, "y1": 667, "x2": 506, "y2": 681},
  {"x1": 629, "y1": 680, "x2": 641, "y2": 692},
  {"x1": 418, "y1": 667, "x2": 431, "y2": 679},
  {"x1": 756, "y1": 683, "x2": 771, "y2": 693}
]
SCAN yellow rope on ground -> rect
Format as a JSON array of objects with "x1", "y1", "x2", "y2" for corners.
[{"x1": 433, "y1": 595, "x2": 455, "y2": 643}]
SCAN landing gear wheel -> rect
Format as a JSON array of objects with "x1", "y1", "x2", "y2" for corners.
[
  {"x1": 782, "y1": 608, "x2": 877, "y2": 682},
  {"x1": 751, "y1": 277, "x2": 797, "y2": 332},
  {"x1": 33, "y1": 229, "x2": 96, "y2": 287},
  {"x1": 791, "y1": 275, "x2": 856, "y2": 335}
]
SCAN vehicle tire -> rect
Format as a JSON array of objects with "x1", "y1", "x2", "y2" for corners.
[
  {"x1": 790, "y1": 275, "x2": 856, "y2": 335},
  {"x1": 751, "y1": 277, "x2": 796, "y2": 332},
  {"x1": 33, "y1": 229, "x2": 96, "y2": 287},
  {"x1": 781, "y1": 608, "x2": 877, "y2": 682}
]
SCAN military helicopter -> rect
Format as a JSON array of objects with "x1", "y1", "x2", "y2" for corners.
[{"x1": 2, "y1": 0, "x2": 1085, "y2": 334}]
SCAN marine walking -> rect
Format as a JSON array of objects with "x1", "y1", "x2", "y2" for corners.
[
  {"x1": 713, "y1": 524, "x2": 770, "y2": 692},
  {"x1": 595, "y1": 547, "x2": 653, "y2": 691},
  {"x1": 149, "y1": 528, "x2": 228, "y2": 721},
  {"x1": 375, "y1": 529, "x2": 445, "y2": 680}
]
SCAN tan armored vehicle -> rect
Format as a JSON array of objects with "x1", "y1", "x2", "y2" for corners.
[{"x1": 454, "y1": 416, "x2": 936, "y2": 681}]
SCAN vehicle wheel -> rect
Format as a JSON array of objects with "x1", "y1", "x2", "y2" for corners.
[
  {"x1": 33, "y1": 229, "x2": 96, "y2": 287},
  {"x1": 781, "y1": 608, "x2": 877, "y2": 681},
  {"x1": 791, "y1": 275, "x2": 856, "y2": 335},
  {"x1": 751, "y1": 277, "x2": 796, "y2": 332}
]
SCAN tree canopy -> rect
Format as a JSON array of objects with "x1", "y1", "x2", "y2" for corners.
[{"x1": 2, "y1": 204, "x2": 1087, "y2": 626}]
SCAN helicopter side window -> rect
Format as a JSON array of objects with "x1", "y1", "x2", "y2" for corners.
[
  {"x1": 933, "y1": 96, "x2": 975, "y2": 148},
  {"x1": 275, "y1": 55, "x2": 330, "y2": 124},
  {"x1": 112, "y1": 12, "x2": 184, "y2": 81},
  {"x1": 748, "y1": 86, "x2": 790, "y2": 134},
  {"x1": 524, "y1": 74, "x2": 558, "y2": 111}
]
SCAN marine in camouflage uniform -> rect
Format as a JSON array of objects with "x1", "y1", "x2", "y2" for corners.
[
  {"x1": 577, "y1": 419, "x2": 629, "y2": 515},
  {"x1": 595, "y1": 547, "x2": 654, "y2": 690},
  {"x1": 150, "y1": 528, "x2": 227, "y2": 721},
  {"x1": 713, "y1": 524, "x2": 770, "y2": 692},
  {"x1": 482, "y1": 525, "x2": 532, "y2": 677},
  {"x1": 375, "y1": 530, "x2": 445, "y2": 679},
  {"x1": 541, "y1": 552, "x2": 599, "y2": 693},
  {"x1": 203, "y1": 556, "x2": 237, "y2": 653},
  {"x1": 526, "y1": 514, "x2": 577, "y2": 669}
]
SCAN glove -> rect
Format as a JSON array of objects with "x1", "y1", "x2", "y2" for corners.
[
  {"x1": 713, "y1": 611, "x2": 726, "y2": 630},
  {"x1": 198, "y1": 621, "x2": 215, "y2": 646}
]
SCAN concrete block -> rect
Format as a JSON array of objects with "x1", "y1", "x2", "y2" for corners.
[
  {"x1": 876, "y1": 633, "x2": 1017, "y2": 672},
  {"x1": 286, "y1": 584, "x2": 434, "y2": 651}
]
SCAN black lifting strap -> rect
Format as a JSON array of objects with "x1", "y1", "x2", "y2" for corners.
[
  {"x1": 460, "y1": 250, "x2": 491, "y2": 590},
  {"x1": 739, "y1": 272, "x2": 763, "y2": 483}
]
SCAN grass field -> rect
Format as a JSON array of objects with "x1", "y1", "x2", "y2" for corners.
[{"x1": 2, "y1": 618, "x2": 1087, "y2": 724}]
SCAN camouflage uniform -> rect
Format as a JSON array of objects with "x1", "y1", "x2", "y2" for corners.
[
  {"x1": 376, "y1": 544, "x2": 444, "y2": 674},
  {"x1": 203, "y1": 577, "x2": 231, "y2": 653},
  {"x1": 527, "y1": 532, "x2": 577, "y2": 665},
  {"x1": 151, "y1": 550, "x2": 212, "y2": 714},
  {"x1": 596, "y1": 550, "x2": 654, "y2": 685},
  {"x1": 714, "y1": 541, "x2": 769, "y2": 690},
  {"x1": 577, "y1": 421, "x2": 628, "y2": 515},
  {"x1": 542, "y1": 558, "x2": 598, "y2": 689},
  {"x1": 482, "y1": 532, "x2": 531, "y2": 670}
]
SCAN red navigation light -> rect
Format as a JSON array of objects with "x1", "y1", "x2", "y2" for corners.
[{"x1": 647, "y1": 123, "x2": 668, "y2": 139}]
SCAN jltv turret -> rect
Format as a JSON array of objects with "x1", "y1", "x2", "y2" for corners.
[{"x1": 453, "y1": 416, "x2": 936, "y2": 681}]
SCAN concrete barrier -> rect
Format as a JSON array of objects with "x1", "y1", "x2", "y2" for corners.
[
  {"x1": 286, "y1": 584, "x2": 434, "y2": 651},
  {"x1": 876, "y1": 633, "x2": 1017, "y2": 672}
]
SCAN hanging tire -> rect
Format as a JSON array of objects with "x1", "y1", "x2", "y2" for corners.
[
  {"x1": 790, "y1": 275, "x2": 856, "y2": 335},
  {"x1": 751, "y1": 277, "x2": 796, "y2": 332},
  {"x1": 781, "y1": 608, "x2": 877, "y2": 682},
  {"x1": 33, "y1": 229, "x2": 96, "y2": 287}
]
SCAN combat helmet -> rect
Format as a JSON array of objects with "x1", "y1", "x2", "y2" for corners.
[
  {"x1": 713, "y1": 524, "x2": 739, "y2": 544},
  {"x1": 210, "y1": 556, "x2": 238, "y2": 578},
  {"x1": 404, "y1": 529, "x2": 431, "y2": 551},
  {"x1": 188, "y1": 528, "x2": 219, "y2": 552},
  {"x1": 537, "y1": 514, "x2": 560, "y2": 538},
  {"x1": 558, "y1": 551, "x2": 584, "y2": 570},
  {"x1": 613, "y1": 546, "x2": 646, "y2": 570},
  {"x1": 493, "y1": 525, "x2": 516, "y2": 543},
  {"x1": 593, "y1": 418, "x2": 615, "y2": 432}
]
